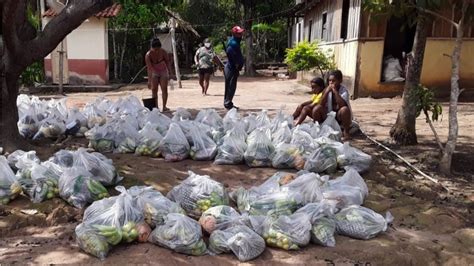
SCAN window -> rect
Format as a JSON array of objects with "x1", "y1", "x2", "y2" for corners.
[
  {"x1": 321, "y1": 12, "x2": 327, "y2": 41},
  {"x1": 308, "y1": 20, "x2": 313, "y2": 41},
  {"x1": 341, "y1": 0, "x2": 350, "y2": 39}
]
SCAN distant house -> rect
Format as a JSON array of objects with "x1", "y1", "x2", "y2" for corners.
[
  {"x1": 41, "y1": 2, "x2": 122, "y2": 85},
  {"x1": 289, "y1": 0, "x2": 474, "y2": 98}
]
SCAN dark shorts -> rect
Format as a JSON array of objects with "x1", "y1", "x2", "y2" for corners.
[{"x1": 198, "y1": 68, "x2": 214, "y2": 76}]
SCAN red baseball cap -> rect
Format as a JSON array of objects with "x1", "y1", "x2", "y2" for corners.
[{"x1": 232, "y1": 26, "x2": 245, "y2": 34}]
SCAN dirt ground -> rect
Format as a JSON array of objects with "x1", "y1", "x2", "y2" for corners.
[{"x1": 1, "y1": 77, "x2": 473, "y2": 265}]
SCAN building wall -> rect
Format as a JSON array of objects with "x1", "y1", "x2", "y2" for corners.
[
  {"x1": 357, "y1": 38, "x2": 474, "y2": 97},
  {"x1": 44, "y1": 17, "x2": 109, "y2": 85}
]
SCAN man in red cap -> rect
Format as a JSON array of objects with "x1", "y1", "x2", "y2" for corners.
[{"x1": 224, "y1": 26, "x2": 245, "y2": 110}]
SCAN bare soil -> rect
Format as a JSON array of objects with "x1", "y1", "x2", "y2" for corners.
[{"x1": 1, "y1": 77, "x2": 473, "y2": 265}]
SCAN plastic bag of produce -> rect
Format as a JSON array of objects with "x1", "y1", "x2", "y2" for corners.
[
  {"x1": 195, "y1": 109, "x2": 223, "y2": 130},
  {"x1": 73, "y1": 148, "x2": 120, "y2": 186},
  {"x1": 190, "y1": 126, "x2": 217, "y2": 160},
  {"x1": 141, "y1": 108, "x2": 171, "y2": 134},
  {"x1": 67, "y1": 107, "x2": 88, "y2": 127},
  {"x1": 271, "y1": 108, "x2": 293, "y2": 133},
  {"x1": 172, "y1": 107, "x2": 193, "y2": 121},
  {"x1": 18, "y1": 162, "x2": 60, "y2": 203},
  {"x1": 113, "y1": 120, "x2": 140, "y2": 154},
  {"x1": 14, "y1": 151, "x2": 41, "y2": 179},
  {"x1": 336, "y1": 143, "x2": 372, "y2": 173},
  {"x1": 135, "y1": 122, "x2": 163, "y2": 157},
  {"x1": 330, "y1": 167, "x2": 369, "y2": 198},
  {"x1": 272, "y1": 121, "x2": 292, "y2": 148},
  {"x1": 148, "y1": 213, "x2": 207, "y2": 256},
  {"x1": 311, "y1": 216, "x2": 336, "y2": 247},
  {"x1": 49, "y1": 149, "x2": 74, "y2": 168},
  {"x1": 223, "y1": 108, "x2": 241, "y2": 131},
  {"x1": 7, "y1": 150, "x2": 40, "y2": 172},
  {"x1": 322, "y1": 185, "x2": 364, "y2": 209},
  {"x1": 167, "y1": 171, "x2": 229, "y2": 219},
  {"x1": 318, "y1": 124, "x2": 341, "y2": 141},
  {"x1": 291, "y1": 126, "x2": 318, "y2": 155},
  {"x1": 271, "y1": 143, "x2": 305, "y2": 169},
  {"x1": 128, "y1": 186, "x2": 185, "y2": 228},
  {"x1": 59, "y1": 167, "x2": 109, "y2": 208},
  {"x1": 82, "y1": 186, "x2": 145, "y2": 244},
  {"x1": 294, "y1": 200, "x2": 337, "y2": 224},
  {"x1": 87, "y1": 124, "x2": 115, "y2": 153},
  {"x1": 83, "y1": 103, "x2": 106, "y2": 128},
  {"x1": 17, "y1": 110, "x2": 39, "y2": 139},
  {"x1": 281, "y1": 172, "x2": 325, "y2": 205},
  {"x1": 255, "y1": 110, "x2": 271, "y2": 129},
  {"x1": 33, "y1": 115, "x2": 66, "y2": 140},
  {"x1": 75, "y1": 223, "x2": 110, "y2": 260},
  {"x1": 335, "y1": 205, "x2": 393, "y2": 240},
  {"x1": 214, "y1": 123, "x2": 248, "y2": 165},
  {"x1": 158, "y1": 123, "x2": 190, "y2": 162},
  {"x1": 0, "y1": 156, "x2": 22, "y2": 205},
  {"x1": 262, "y1": 212, "x2": 312, "y2": 250},
  {"x1": 304, "y1": 145, "x2": 338, "y2": 174},
  {"x1": 178, "y1": 120, "x2": 199, "y2": 144},
  {"x1": 243, "y1": 113, "x2": 257, "y2": 134},
  {"x1": 244, "y1": 128, "x2": 274, "y2": 167},
  {"x1": 199, "y1": 205, "x2": 242, "y2": 234},
  {"x1": 248, "y1": 191, "x2": 299, "y2": 217},
  {"x1": 94, "y1": 96, "x2": 112, "y2": 113},
  {"x1": 209, "y1": 225, "x2": 265, "y2": 261},
  {"x1": 322, "y1": 111, "x2": 342, "y2": 134}
]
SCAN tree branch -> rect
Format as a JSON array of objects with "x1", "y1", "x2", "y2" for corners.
[
  {"x1": 2, "y1": 0, "x2": 22, "y2": 55},
  {"x1": 22, "y1": 0, "x2": 112, "y2": 68},
  {"x1": 417, "y1": 6, "x2": 459, "y2": 29}
]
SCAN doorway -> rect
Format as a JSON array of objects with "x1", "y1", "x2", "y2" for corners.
[{"x1": 380, "y1": 15, "x2": 416, "y2": 82}]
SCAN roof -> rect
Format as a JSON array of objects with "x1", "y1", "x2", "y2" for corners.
[{"x1": 43, "y1": 3, "x2": 122, "y2": 18}]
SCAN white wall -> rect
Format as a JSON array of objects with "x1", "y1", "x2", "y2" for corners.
[{"x1": 44, "y1": 17, "x2": 108, "y2": 60}]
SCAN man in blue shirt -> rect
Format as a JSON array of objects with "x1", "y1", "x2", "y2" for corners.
[{"x1": 224, "y1": 26, "x2": 245, "y2": 110}]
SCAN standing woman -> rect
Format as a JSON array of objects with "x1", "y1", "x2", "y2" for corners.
[
  {"x1": 145, "y1": 38, "x2": 171, "y2": 112},
  {"x1": 195, "y1": 38, "x2": 216, "y2": 96}
]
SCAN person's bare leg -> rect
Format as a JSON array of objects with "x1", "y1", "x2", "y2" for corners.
[
  {"x1": 151, "y1": 76, "x2": 159, "y2": 109},
  {"x1": 293, "y1": 104, "x2": 304, "y2": 119},
  {"x1": 294, "y1": 105, "x2": 313, "y2": 126},
  {"x1": 203, "y1": 73, "x2": 211, "y2": 95},
  {"x1": 160, "y1": 77, "x2": 169, "y2": 111},
  {"x1": 337, "y1": 106, "x2": 352, "y2": 141},
  {"x1": 199, "y1": 73, "x2": 205, "y2": 95},
  {"x1": 312, "y1": 105, "x2": 326, "y2": 124}
]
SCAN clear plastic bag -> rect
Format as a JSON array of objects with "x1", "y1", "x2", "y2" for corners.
[
  {"x1": 243, "y1": 113, "x2": 257, "y2": 134},
  {"x1": 304, "y1": 145, "x2": 338, "y2": 174},
  {"x1": 311, "y1": 217, "x2": 336, "y2": 247},
  {"x1": 59, "y1": 167, "x2": 109, "y2": 208},
  {"x1": 195, "y1": 109, "x2": 223, "y2": 130},
  {"x1": 172, "y1": 107, "x2": 193, "y2": 121},
  {"x1": 49, "y1": 149, "x2": 74, "y2": 168},
  {"x1": 281, "y1": 172, "x2": 325, "y2": 205},
  {"x1": 223, "y1": 108, "x2": 241, "y2": 132},
  {"x1": 190, "y1": 126, "x2": 217, "y2": 161},
  {"x1": 158, "y1": 122, "x2": 190, "y2": 162},
  {"x1": 0, "y1": 156, "x2": 22, "y2": 205},
  {"x1": 148, "y1": 213, "x2": 207, "y2": 256},
  {"x1": 141, "y1": 108, "x2": 171, "y2": 134},
  {"x1": 255, "y1": 110, "x2": 271, "y2": 129},
  {"x1": 294, "y1": 200, "x2": 337, "y2": 224},
  {"x1": 87, "y1": 124, "x2": 116, "y2": 153},
  {"x1": 330, "y1": 167, "x2": 369, "y2": 198},
  {"x1": 322, "y1": 111, "x2": 342, "y2": 134},
  {"x1": 322, "y1": 185, "x2": 365, "y2": 209},
  {"x1": 75, "y1": 223, "x2": 110, "y2": 260},
  {"x1": 113, "y1": 120, "x2": 140, "y2": 154},
  {"x1": 199, "y1": 205, "x2": 242, "y2": 234},
  {"x1": 209, "y1": 225, "x2": 266, "y2": 261},
  {"x1": 271, "y1": 144, "x2": 305, "y2": 169},
  {"x1": 33, "y1": 115, "x2": 66, "y2": 140},
  {"x1": 244, "y1": 128, "x2": 275, "y2": 167},
  {"x1": 291, "y1": 126, "x2": 318, "y2": 155},
  {"x1": 336, "y1": 143, "x2": 372, "y2": 173},
  {"x1": 318, "y1": 124, "x2": 341, "y2": 141},
  {"x1": 135, "y1": 122, "x2": 163, "y2": 157},
  {"x1": 248, "y1": 191, "x2": 299, "y2": 217},
  {"x1": 18, "y1": 162, "x2": 60, "y2": 203},
  {"x1": 73, "y1": 148, "x2": 120, "y2": 186},
  {"x1": 14, "y1": 151, "x2": 41, "y2": 179},
  {"x1": 167, "y1": 171, "x2": 229, "y2": 219},
  {"x1": 335, "y1": 205, "x2": 393, "y2": 240},
  {"x1": 214, "y1": 123, "x2": 248, "y2": 165},
  {"x1": 83, "y1": 103, "x2": 106, "y2": 129},
  {"x1": 7, "y1": 150, "x2": 40, "y2": 172},
  {"x1": 272, "y1": 121, "x2": 292, "y2": 148},
  {"x1": 127, "y1": 186, "x2": 185, "y2": 228},
  {"x1": 65, "y1": 107, "x2": 88, "y2": 136},
  {"x1": 262, "y1": 212, "x2": 312, "y2": 250},
  {"x1": 17, "y1": 108, "x2": 39, "y2": 139}
]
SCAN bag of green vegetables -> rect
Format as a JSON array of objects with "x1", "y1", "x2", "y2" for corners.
[
  {"x1": 135, "y1": 122, "x2": 163, "y2": 157},
  {"x1": 261, "y1": 212, "x2": 312, "y2": 250},
  {"x1": 59, "y1": 167, "x2": 109, "y2": 208},
  {"x1": 73, "y1": 148, "x2": 121, "y2": 186},
  {"x1": 0, "y1": 156, "x2": 22, "y2": 205},
  {"x1": 209, "y1": 225, "x2": 266, "y2": 261}
]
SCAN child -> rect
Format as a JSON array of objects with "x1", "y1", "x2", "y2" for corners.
[{"x1": 293, "y1": 77, "x2": 325, "y2": 126}]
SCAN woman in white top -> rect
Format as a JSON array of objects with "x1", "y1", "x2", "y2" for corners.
[{"x1": 311, "y1": 70, "x2": 353, "y2": 141}]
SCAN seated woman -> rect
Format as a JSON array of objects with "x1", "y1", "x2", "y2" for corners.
[
  {"x1": 312, "y1": 70, "x2": 353, "y2": 141},
  {"x1": 293, "y1": 77, "x2": 325, "y2": 126}
]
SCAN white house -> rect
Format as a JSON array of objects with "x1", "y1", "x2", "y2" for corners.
[{"x1": 41, "y1": 2, "x2": 122, "y2": 85}]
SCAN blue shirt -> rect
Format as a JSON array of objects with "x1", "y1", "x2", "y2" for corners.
[{"x1": 225, "y1": 37, "x2": 244, "y2": 71}]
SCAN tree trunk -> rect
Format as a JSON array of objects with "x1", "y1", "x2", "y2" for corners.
[
  {"x1": 243, "y1": 2, "x2": 257, "y2": 76},
  {"x1": 112, "y1": 29, "x2": 119, "y2": 81},
  {"x1": 118, "y1": 23, "x2": 129, "y2": 81},
  {"x1": 439, "y1": 0, "x2": 468, "y2": 174},
  {"x1": 390, "y1": 17, "x2": 429, "y2": 145}
]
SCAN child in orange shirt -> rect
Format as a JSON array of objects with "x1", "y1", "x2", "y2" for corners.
[{"x1": 293, "y1": 77, "x2": 325, "y2": 126}]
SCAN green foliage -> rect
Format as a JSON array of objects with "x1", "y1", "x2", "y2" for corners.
[
  {"x1": 20, "y1": 61, "x2": 44, "y2": 87},
  {"x1": 284, "y1": 41, "x2": 336, "y2": 74},
  {"x1": 412, "y1": 84, "x2": 443, "y2": 122},
  {"x1": 27, "y1": 4, "x2": 40, "y2": 30}
]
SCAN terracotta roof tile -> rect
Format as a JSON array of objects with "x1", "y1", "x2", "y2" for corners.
[{"x1": 43, "y1": 3, "x2": 121, "y2": 18}]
